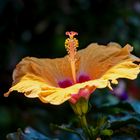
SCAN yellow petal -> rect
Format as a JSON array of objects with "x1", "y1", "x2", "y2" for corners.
[
  {"x1": 4, "y1": 74, "x2": 57, "y2": 98},
  {"x1": 101, "y1": 60, "x2": 140, "y2": 85},
  {"x1": 38, "y1": 79, "x2": 109, "y2": 105},
  {"x1": 5, "y1": 73, "x2": 109, "y2": 105}
]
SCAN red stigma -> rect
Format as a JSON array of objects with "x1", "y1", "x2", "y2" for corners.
[{"x1": 66, "y1": 31, "x2": 78, "y2": 38}]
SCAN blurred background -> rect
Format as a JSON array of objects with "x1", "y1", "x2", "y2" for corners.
[{"x1": 0, "y1": 0, "x2": 140, "y2": 139}]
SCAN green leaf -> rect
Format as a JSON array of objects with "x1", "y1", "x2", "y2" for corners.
[
  {"x1": 109, "y1": 113, "x2": 140, "y2": 124},
  {"x1": 50, "y1": 123, "x2": 84, "y2": 140},
  {"x1": 101, "y1": 129, "x2": 113, "y2": 136},
  {"x1": 129, "y1": 100, "x2": 140, "y2": 114}
]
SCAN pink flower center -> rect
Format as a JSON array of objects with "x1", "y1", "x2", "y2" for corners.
[
  {"x1": 58, "y1": 79, "x2": 73, "y2": 88},
  {"x1": 58, "y1": 74, "x2": 93, "y2": 104},
  {"x1": 77, "y1": 75, "x2": 91, "y2": 83},
  {"x1": 58, "y1": 74, "x2": 90, "y2": 88}
]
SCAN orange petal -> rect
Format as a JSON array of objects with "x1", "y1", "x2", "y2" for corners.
[
  {"x1": 5, "y1": 42, "x2": 139, "y2": 105},
  {"x1": 12, "y1": 56, "x2": 73, "y2": 87},
  {"x1": 77, "y1": 43, "x2": 136, "y2": 79}
]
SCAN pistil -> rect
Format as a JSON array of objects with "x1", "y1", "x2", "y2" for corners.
[{"x1": 65, "y1": 31, "x2": 79, "y2": 83}]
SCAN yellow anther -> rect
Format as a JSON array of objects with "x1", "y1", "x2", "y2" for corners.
[
  {"x1": 65, "y1": 31, "x2": 79, "y2": 83},
  {"x1": 65, "y1": 38, "x2": 79, "y2": 50},
  {"x1": 65, "y1": 31, "x2": 79, "y2": 60}
]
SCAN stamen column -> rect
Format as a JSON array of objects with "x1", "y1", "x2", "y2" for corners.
[{"x1": 65, "y1": 31, "x2": 79, "y2": 83}]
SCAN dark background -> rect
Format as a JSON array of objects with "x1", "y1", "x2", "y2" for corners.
[{"x1": 0, "y1": 0, "x2": 140, "y2": 139}]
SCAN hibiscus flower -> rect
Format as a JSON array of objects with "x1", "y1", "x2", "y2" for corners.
[{"x1": 5, "y1": 31, "x2": 140, "y2": 105}]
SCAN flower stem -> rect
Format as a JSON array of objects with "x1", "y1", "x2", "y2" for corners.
[
  {"x1": 79, "y1": 115, "x2": 88, "y2": 129},
  {"x1": 79, "y1": 114, "x2": 92, "y2": 140}
]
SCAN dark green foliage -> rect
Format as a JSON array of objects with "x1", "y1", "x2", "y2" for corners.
[
  {"x1": 6, "y1": 127, "x2": 51, "y2": 140},
  {"x1": 5, "y1": 93, "x2": 140, "y2": 140}
]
